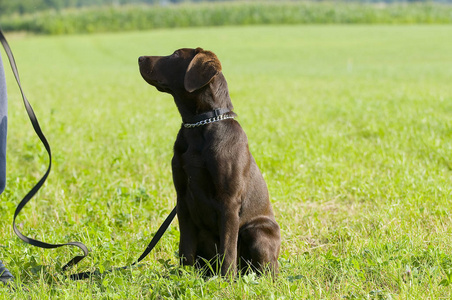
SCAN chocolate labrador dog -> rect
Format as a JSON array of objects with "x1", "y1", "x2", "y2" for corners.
[{"x1": 138, "y1": 48, "x2": 280, "y2": 276}]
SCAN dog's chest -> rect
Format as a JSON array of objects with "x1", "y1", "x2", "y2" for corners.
[
  {"x1": 179, "y1": 146, "x2": 214, "y2": 201},
  {"x1": 175, "y1": 137, "x2": 222, "y2": 229},
  {"x1": 180, "y1": 160, "x2": 220, "y2": 230}
]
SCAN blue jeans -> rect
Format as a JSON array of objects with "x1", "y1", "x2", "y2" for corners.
[
  {"x1": 0, "y1": 52, "x2": 7, "y2": 194},
  {"x1": 0, "y1": 51, "x2": 11, "y2": 279}
]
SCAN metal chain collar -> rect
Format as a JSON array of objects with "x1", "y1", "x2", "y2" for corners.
[{"x1": 183, "y1": 113, "x2": 235, "y2": 128}]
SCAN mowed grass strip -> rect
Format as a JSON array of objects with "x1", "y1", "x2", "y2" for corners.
[{"x1": 0, "y1": 25, "x2": 451, "y2": 298}]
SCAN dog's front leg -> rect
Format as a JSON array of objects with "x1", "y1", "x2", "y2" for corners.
[
  {"x1": 178, "y1": 205, "x2": 198, "y2": 266},
  {"x1": 219, "y1": 206, "x2": 240, "y2": 277},
  {"x1": 172, "y1": 150, "x2": 197, "y2": 266}
]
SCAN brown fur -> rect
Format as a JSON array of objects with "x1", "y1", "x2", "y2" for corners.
[{"x1": 138, "y1": 48, "x2": 281, "y2": 276}]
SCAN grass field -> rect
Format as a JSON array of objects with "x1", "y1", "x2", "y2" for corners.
[{"x1": 0, "y1": 25, "x2": 452, "y2": 298}]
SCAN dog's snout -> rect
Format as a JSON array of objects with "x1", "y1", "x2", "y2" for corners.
[{"x1": 138, "y1": 56, "x2": 147, "y2": 64}]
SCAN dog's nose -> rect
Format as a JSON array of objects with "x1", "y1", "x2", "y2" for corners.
[{"x1": 138, "y1": 56, "x2": 146, "y2": 63}]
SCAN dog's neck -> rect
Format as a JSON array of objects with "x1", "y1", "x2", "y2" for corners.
[{"x1": 173, "y1": 72, "x2": 234, "y2": 123}]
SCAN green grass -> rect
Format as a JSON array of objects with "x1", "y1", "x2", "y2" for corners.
[{"x1": 1, "y1": 25, "x2": 452, "y2": 298}]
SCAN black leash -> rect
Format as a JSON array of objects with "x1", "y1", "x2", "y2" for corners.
[
  {"x1": 0, "y1": 28, "x2": 89, "y2": 271},
  {"x1": 0, "y1": 28, "x2": 177, "y2": 279}
]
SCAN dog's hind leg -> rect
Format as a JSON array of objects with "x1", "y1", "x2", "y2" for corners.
[{"x1": 238, "y1": 216, "x2": 281, "y2": 276}]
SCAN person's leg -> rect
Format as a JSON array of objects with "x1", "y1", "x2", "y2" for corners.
[
  {"x1": 0, "y1": 50, "x2": 7, "y2": 193},
  {"x1": 0, "y1": 50, "x2": 13, "y2": 283}
]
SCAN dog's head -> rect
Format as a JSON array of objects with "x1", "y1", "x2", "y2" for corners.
[{"x1": 138, "y1": 47, "x2": 222, "y2": 95}]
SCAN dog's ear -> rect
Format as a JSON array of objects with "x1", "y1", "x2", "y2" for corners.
[{"x1": 184, "y1": 48, "x2": 222, "y2": 93}]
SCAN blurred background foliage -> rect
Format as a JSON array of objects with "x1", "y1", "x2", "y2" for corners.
[
  {"x1": 1, "y1": 0, "x2": 452, "y2": 16},
  {"x1": 0, "y1": 0, "x2": 451, "y2": 35}
]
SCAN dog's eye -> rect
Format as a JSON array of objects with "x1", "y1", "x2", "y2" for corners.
[{"x1": 172, "y1": 51, "x2": 180, "y2": 58}]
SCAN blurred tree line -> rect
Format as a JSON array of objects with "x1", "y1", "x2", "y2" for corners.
[
  {"x1": 0, "y1": 0, "x2": 221, "y2": 16},
  {"x1": 0, "y1": 0, "x2": 450, "y2": 16}
]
